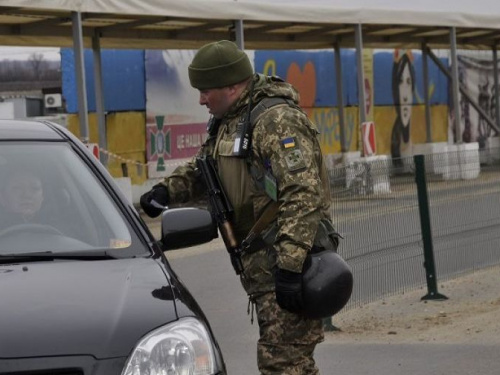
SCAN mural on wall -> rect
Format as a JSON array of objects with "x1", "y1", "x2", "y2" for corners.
[
  {"x1": 145, "y1": 49, "x2": 230, "y2": 177},
  {"x1": 255, "y1": 49, "x2": 358, "y2": 108},
  {"x1": 373, "y1": 51, "x2": 448, "y2": 106},
  {"x1": 254, "y1": 49, "x2": 358, "y2": 153},
  {"x1": 286, "y1": 60, "x2": 316, "y2": 113},
  {"x1": 254, "y1": 49, "x2": 449, "y2": 159},
  {"x1": 373, "y1": 49, "x2": 449, "y2": 157},
  {"x1": 374, "y1": 105, "x2": 449, "y2": 156},
  {"x1": 390, "y1": 50, "x2": 416, "y2": 167},
  {"x1": 449, "y1": 54, "x2": 500, "y2": 147},
  {"x1": 141, "y1": 47, "x2": 451, "y2": 177},
  {"x1": 310, "y1": 107, "x2": 358, "y2": 154}
]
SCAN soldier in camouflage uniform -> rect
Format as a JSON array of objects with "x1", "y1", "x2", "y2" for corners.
[{"x1": 140, "y1": 40, "x2": 332, "y2": 374}]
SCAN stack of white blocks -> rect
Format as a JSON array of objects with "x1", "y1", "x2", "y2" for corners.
[{"x1": 413, "y1": 142, "x2": 481, "y2": 180}]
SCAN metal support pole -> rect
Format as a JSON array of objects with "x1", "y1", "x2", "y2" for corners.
[
  {"x1": 334, "y1": 41, "x2": 347, "y2": 153},
  {"x1": 421, "y1": 42, "x2": 432, "y2": 143},
  {"x1": 414, "y1": 155, "x2": 448, "y2": 301},
  {"x1": 92, "y1": 32, "x2": 107, "y2": 165},
  {"x1": 493, "y1": 47, "x2": 500, "y2": 130},
  {"x1": 354, "y1": 24, "x2": 366, "y2": 155},
  {"x1": 71, "y1": 11, "x2": 89, "y2": 142},
  {"x1": 234, "y1": 19, "x2": 244, "y2": 50},
  {"x1": 450, "y1": 27, "x2": 461, "y2": 144}
]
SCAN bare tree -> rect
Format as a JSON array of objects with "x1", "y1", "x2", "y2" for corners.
[{"x1": 29, "y1": 52, "x2": 46, "y2": 80}]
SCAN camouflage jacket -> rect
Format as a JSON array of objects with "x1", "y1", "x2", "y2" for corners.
[{"x1": 160, "y1": 74, "x2": 331, "y2": 274}]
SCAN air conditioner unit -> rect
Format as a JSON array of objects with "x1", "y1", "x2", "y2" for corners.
[{"x1": 44, "y1": 94, "x2": 62, "y2": 108}]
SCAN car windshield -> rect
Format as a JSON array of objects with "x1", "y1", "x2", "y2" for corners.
[{"x1": 0, "y1": 142, "x2": 135, "y2": 255}]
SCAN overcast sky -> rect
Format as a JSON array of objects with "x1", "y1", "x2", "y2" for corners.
[{"x1": 0, "y1": 47, "x2": 60, "y2": 61}]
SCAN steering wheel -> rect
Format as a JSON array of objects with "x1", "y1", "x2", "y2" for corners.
[{"x1": 0, "y1": 223, "x2": 65, "y2": 238}]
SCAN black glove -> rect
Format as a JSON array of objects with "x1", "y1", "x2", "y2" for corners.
[
  {"x1": 140, "y1": 184, "x2": 169, "y2": 218},
  {"x1": 275, "y1": 268, "x2": 303, "y2": 314}
]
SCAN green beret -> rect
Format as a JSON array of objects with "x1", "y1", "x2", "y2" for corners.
[{"x1": 188, "y1": 40, "x2": 253, "y2": 89}]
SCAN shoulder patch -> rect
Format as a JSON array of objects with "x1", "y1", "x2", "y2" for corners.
[
  {"x1": 281, "y1": 136, "x2": 297, "y2": 149},
  {"x1": 284, "y1": 149, "x2": 307, "y2": 172}
]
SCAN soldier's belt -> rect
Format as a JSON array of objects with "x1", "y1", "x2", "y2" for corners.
[{"x1": 242, "y1": 218, "x2": 342, "y2": 255}]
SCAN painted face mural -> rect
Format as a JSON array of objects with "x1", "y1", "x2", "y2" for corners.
[
  {"x1": 391, "y1": 50, "x2": 416, "y2": 168},
  {"x1": 399, "y1": 63, "x2": 413, "y2": 127}
]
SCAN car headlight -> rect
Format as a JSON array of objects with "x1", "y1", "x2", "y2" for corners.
[{"x1": 122, "y1": 317, "x2": 217, "y2": 375}]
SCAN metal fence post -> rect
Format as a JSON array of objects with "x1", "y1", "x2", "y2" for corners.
[{"x1": 414, "y1": 155, "x2": 448, "y2": 301}]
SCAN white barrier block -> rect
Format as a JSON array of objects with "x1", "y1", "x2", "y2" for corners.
[
  {"x1": 341, "y1": 152, "x2": 362, "y2": 189},
  {"x1": 342, "y1": 151, "x2": 362, "y2": 164},
  {"x1": 413, "y1": 142, "x2": 448, "y2": 174},
  {"x1": 479, "y1": 137, "x2": 500, "y2": 165},
  {"x1": 442, "y1": 144, "x2": 461, "y2": 180},
  {"x1": 442, "y1": 143, "x2": 480, "y2": 180},
  {"x1": 458, "y1": 143, "x2": 480, "y2": 180},
  {"x1": 363, "y1": 155, "x2": 391, "y2": 194}
]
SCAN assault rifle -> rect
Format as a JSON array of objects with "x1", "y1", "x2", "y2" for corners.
[{"x1": 196, "y1": 155, "x2": 245, "y2": 276}]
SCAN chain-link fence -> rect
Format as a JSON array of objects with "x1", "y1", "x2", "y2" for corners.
[{"x1": 329, "y1": 147, "x2": 500, "y2": 311}]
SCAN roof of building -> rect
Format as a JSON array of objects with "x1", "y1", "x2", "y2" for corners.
[{"x1": 1, "y1": 1, "x2": 499, "y2": 50}]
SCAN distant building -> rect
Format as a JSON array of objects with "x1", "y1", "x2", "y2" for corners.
[{"x1": 0, "y1": 56, "x2": 62, "y2": 119}]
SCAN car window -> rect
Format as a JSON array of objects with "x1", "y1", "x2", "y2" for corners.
[{"x1": 0, "y1": 142, "x2": 134, "y2": 254}]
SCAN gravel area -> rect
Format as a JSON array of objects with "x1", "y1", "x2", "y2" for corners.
[{"x1": 328, "y1": 265, "x2": 500, "y2": 345}]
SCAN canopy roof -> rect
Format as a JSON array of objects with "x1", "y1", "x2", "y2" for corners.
[{"x1": 1, "y1": 0, "x2": 499, "y2": 50}]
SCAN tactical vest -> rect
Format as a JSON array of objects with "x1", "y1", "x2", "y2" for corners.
[
  {"x1": 213, "y1": 96, "x2": 331, "y2": 248},
  {"x1": 213, "y1": 97, "x2": 294, "y2": 243}
]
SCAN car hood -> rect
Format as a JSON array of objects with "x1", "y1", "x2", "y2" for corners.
[{"x1": 0, "y1": 257, "x2": 178, "y2": 359}]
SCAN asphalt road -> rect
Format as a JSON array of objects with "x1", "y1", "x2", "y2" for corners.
[
  {"x1": 141, "y1": 169, "x2": 500, "y2": 374},
  {"x1": 161, "y1": 239, "x2": 500, "y2": 375}
]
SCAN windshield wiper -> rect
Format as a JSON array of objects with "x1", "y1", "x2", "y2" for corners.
[{"x1": 0, "y1": 250, "x2": 118, "y2": 264}]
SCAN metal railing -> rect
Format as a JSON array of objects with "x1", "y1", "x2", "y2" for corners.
[{"x1": 329, "y1": 147, "x2": 500, "y2": 311}]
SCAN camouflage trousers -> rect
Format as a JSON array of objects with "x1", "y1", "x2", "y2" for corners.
[
  {"x1": 241, "y1": 247, "x2": 324, "y2": 374},
  {"x1": 253, "y1": 291, "x2": 324, "y2": 375}
]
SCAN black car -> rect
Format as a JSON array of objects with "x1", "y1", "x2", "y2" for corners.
[{"x1": 0, "y1": 119, "x2": 225, "y2": 374}]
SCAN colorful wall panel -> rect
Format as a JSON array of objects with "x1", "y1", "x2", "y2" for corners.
[
  {"x1": 62, "y1": 49, "x2": 146, "y2": 114},
  {"x1": 67, "y1": 112, "x2": 147, "y2": 185},
  {"x1": 310, "y1": 107, "x2": 359, "y2": 154},
  {"x1": 374, "y1": 105, "x2": 449, "y2": 156},
  {"x1": 254, "y1": 49, "x2": 358, "y2": 107}
]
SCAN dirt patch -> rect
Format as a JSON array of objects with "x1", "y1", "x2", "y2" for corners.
[{"x1": 328, "y1": 265, "x2": 500, "y2": 345}]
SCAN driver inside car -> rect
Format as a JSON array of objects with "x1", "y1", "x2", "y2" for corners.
[{"x1": 0, "y1": 169, "x2": 46, "y2": 230}]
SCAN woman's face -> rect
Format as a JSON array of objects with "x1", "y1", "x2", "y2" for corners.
[
  {"x1": 1, "y1": 173, "x2": 44, "y2": 218},
  {"x1": 399, "y1": 63, "x2": 413, "y2": 127}
]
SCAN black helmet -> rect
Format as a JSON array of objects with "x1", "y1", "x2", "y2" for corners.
[{"x1": 302, "y1": 250, "x2": 353, "y2": 319}]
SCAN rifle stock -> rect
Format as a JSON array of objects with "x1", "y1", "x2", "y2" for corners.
[{"x1": 196, "y1": 155, "x2": 244, "y2": 276}]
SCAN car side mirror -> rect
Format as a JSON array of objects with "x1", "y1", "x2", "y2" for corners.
[{"x1": 160, "y1": 207, "x2": 218, "y2": 251}]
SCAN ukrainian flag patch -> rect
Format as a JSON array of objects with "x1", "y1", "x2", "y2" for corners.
[{"x1": 281, "y1": 137, "x2": 296, "y2": 149}]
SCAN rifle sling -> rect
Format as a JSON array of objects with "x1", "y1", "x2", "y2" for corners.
[
  {"x1": 241, "y1": 201, "x2": 279, "y2": 254},
  {"x1": 249, "y1": 97, "x2": 294, "y2": 125}
]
